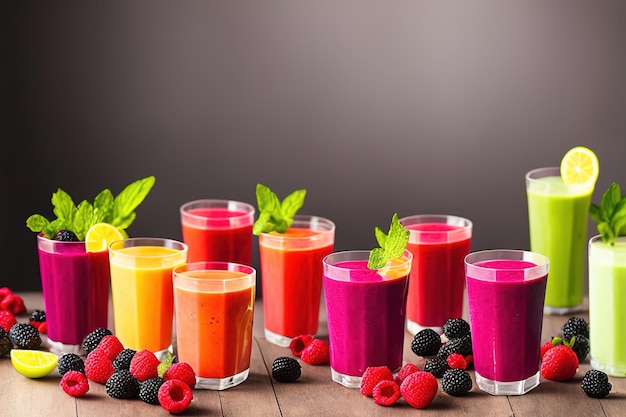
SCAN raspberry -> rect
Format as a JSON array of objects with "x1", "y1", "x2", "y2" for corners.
[
  {"x1": 400, "y1": 371, "x2": 439, "y2": 409},
  {"x1": 561, "y1": 317, "x2": 589, "y2": 340},
  {"x1": 443, "y1": 318, "x2": 470, "y2": 339},
  {"x1": 289, "y1": 334, "x2": 314, "y2": 357},
  {"x1": 372, "y1": 380, "x2": 401, "y2": 406},
  {"x1": 113, "y1": 348, "x2": 136, "y2": 371},
  {"x1": 85, "y1": 349, "x2": 115, "y2": 384},
  {"x1": 58, "y1": 353, "x2": 85, "y2": 375},
  {"x1": 411, "y1": 328, "x2": 442, "y2": 357},
  {"x1": 300, "y1": 339, "x2": 329, "y2": 365},
  {"x1": 424, "y1": 357, "x2": 449, "y2": 378},
  {"x1": 139, "y1": 377, "x2": 165, "y2": 405},
  {"x1": 0, "y1": 294, "x2": 26, "y2": 315},
  {"x1": 360, "y1": 366, "x2": 394, "y2": 397},
  {"x1": 60, "y1": 371, "x2": 90, "y2": 397},
  {"x1": 394, "y1": 362, "x2": 419, "y2": 385},
  {"x1": 129, "y1": 349, "x2": 161, "y2": 381},
  {"x1": 94, "y1": 335, "x2": 124, "y2": 361},
  {"x1": 105, "y1": 369, "x2": 139, "y2": 399},
  {"x1": 581, "y1": 369, "x2": 612, "y2": 398},
  {"x1": 164, "y1": 362, "x2": 197, "y2": 390},
  {"x1": 540, "y1": 344, "x2": 579, "y2": 381},
  {"x1": 158, "y1": 379, "x2": 193, "y2": 414},
  {"x1": 0, "y1": 310, "x2": 17, "y2": 332},
  {"x1": 446, "y1": 353, "x2": 467, "y2": 370},
  {"x1": 272, "y1": 357, "x2": 302, "y2": 383},
  {"x1": 8, "y1": 323, "x2": 42, "y2": 349},
  {"x1": 81, "y1": 328, "x2": 113, "y2": 354},
  {"x1": 0, "y1": 328, "x2": 12, "y2": 357},
  {"x1": 0, "y1": 287, "x2": 13, "y2": 301},
  {"x1": 442, "y1": 368, "x2": 473, "y2": 396}
]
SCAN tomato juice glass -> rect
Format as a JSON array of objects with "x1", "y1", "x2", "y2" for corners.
[{"x1": 258, "y1": 215, "x2": 335, "y2": 346}]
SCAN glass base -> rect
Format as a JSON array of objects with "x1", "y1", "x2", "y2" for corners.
[
  {"x1": 195, "y1": 368, "x2": 250, "y2": 390},
  {"x1": 591, "y1": 357, "x2": 626, "y2": 377},
  {"x1": 406, "y1": 319, "x2": 443, "y2": 336},
  {"x1": 44, "y1": 336, "x2": 84, "y2": 356},
  {"x1": 331, "y1": 368, "x2": 362, "y2": 388},
  {"x1": 544, "y1": 303, "x2": 584, "y2": 315},
  {"x1": 476, "y1": 371, "x2": 540, "y2": 395},
  {"x1": 264, "y1": 328, "x2": 293, "y2": 347}
]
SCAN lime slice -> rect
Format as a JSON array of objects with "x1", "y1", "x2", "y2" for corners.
[
  {"x1": 560, "y1": 146, "x2": 599, "y2": 185},
  {"x1": 11, "y1": 349, "x2": 58, "y2": 378},
  {"x1": 85, "y1": 223, "x2": 126, "y2": 252}
]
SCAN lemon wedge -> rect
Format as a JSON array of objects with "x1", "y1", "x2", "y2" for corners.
[
  {"x1": 378, "y1": 257, "x2": 411, "y2": 280},
  {"x1": 85, "y1": 223, "x2": 126, "y2": 252},
  {"x1": 560, "y1": 146, "x2": 599, "y2": 185},
  {"x1": 11, "y1": 349, "x2": 58, "y2": 378}
]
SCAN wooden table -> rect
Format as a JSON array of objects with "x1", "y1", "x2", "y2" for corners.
[{"x1": 2, "y1": 293, "x2": 624, "y2": 417}]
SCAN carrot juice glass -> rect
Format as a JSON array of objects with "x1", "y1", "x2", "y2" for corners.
[
  {"x1": 109, "y1": 238, "x2": 187, "y2": 356},
  {"x1": 259, "y1": 215, "x2": 335, "y2": 346},
  {"x1": 180, "y1": 199, "x2": 255, "y2": 265},
  {"x1": 173, "y1": 262, "x2": 256, "y2": 390}
]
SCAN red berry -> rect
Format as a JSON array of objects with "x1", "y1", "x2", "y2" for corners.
[
  {"x1": 94, "y1": 335, "x2": 124, "y2": 361},
  {"x1": 400, "y1": 371, "x2": 439, "y2": 409},
  {"x1": 289, "y1": 334, "x2": 314, "y2": 357},
  {"x1": 164, "y1": 362, "x2": 197, "y2": 390},
  {"x1": 129, "y1": 350, "x2": 161, "y2": 381},
  {"x1": 360, "y1": 365, "x2": 394, "y2": 397},
  {"x1": 0, "y1": 310, "x2": 17, "y2": 332},
  {"x1": 372, "y1": 379, "x2": 401, "y2": 406},
  {"x1": 300, "y1": 339, "x2": 329, "y2": 365},
  {"x1": 0, "y1": 287, "x2": 13, "y2": 301},
  {"x1": 540, "y1": 344, "x2": 579, "y2": 381},
  {"x1": 60, "y1": 371, "x2": 90, "y2": 397},
  {"x1": 0, "y1": 294, "x2": 26, "y2": 315},
  {"x1": 394, "y1": 362, "x2": 419, "y2": 385},
  {"x1": 84, "y1": 349, "x2": 115, "y2": 384},
  {"x1": 446, "y1": 353, "x2": 467, "y2": 370},
  {"x1": 158, "y1": 379, "x2": 193, "y2": 414},
  {"x1": 36, "y1": 322, "x2": 47, "y2": 334},
  {"x1": 541, "y1": 340, "x2": 556, "y2": 359}
]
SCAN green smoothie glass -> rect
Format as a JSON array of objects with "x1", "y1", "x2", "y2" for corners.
[{"x1": 526, "y1": 167, "x2": 595, "y2": 314}]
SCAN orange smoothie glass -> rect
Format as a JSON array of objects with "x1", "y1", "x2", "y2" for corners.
[
  {"x1": 259, "y1": 215, "x2": 335, "y2": 346},
  {"x1": 173, "y1": 262, "x2": 256, "y2": 390},
  {"x1": 109, "y1": 238, "x2": 188, "y2": 357}
]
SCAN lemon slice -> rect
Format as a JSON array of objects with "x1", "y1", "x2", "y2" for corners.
[
  {"x1": 85, "y1": 223, "x2": 126, "y2": 252},
  {"x1": 378, "y1": 257, "x2": 411, "y2": 280},
  {"x1": 560, "y1": 146, "x2": 599, "y2": 185},
  {"x1": 11, "y1": 349, "x2": 58, "y2": 378}
]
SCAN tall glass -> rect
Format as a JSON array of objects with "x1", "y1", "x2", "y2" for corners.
[
  {"x1": 173, "y1": 262, "x2": 256, "y2": 390},
  {"x1": 400, "y1": 214, "x2": 472, "y2": 334},
  {"x1": 258, "y1": 215, "x2": 335, "y2": 346},
  {"x1": 588, "y1": 235, "x2": 626, "y2": 376},
  {"x1": 465, "y1": 250, "x2": 548, "y2": 395},
  {"x1": 109, "y1": 238, "x2": 187, "y2": 356},
  {"x1": 37, "y1": 235, "x2": 110, "y2": 354},
  {"x1": 526, "y1": 167, "x2": 594, "y2": 314},
  {"x1": 180, "y1": 199, "x2": 255, "y2": 265},
  {"x1": 323, "y1": 250, "x2": 411, "y2": 388}
]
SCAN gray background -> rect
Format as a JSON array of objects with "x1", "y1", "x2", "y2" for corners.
[{"x1": 3, "y1": 1, "x2": 625, "y2": 292}]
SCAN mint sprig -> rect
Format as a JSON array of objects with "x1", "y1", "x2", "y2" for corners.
[
  {"x1": 367, "y1": 213, "x2": 410, "y2": 270},
  {"x1": 253, "y1": 183, "x2": 306, "y2": 235},
  {"x1": 590, "y1": 182, "x2": 626, "y2": 245},
  {"x1": 26, "y1": 176, "x2": 156, "y2": 240}
]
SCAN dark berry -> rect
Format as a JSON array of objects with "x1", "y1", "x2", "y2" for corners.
[
  {"x1": 0, "y1": 328, "x2": 12, "y2": 356},
  {"x1": 29, "y1": 309, "x2": 46, "y2": 322},
  {"x1": 443, "y1": 318, "x2": 470, "y2": 339},
  {"x1": 139, "y1": 377, "x2": 164, "y2": 405},
  {"x1": 424, "y1": 357, "x2": 450, "y2": 378},
  {"x1": 58, "y1": 353, "x2": 85, "y2": 375},
  {"x1": 113, "y1": 348, "x2": 137, "y2": 371},
  {"x1": 8, "y1": 323, "x2": 42, "y2": 349},
  {"x1": 55, "y1": 230, "x2": 79, "y2": 241},
  {"x1": 105, "y1": 369, "x2": 139, "y2": 399},
  {"x1": 82, "y1": 327, "x2": 113, "y2": 354},
  {"x1": 438, "y1": 334, "x2": 472, "y2": 358},
  {"x1": 562, "y1": 317, "x2": 589, "y2": 340},
  {"x1": 442, "y1": 368, "x2": 473, "y2": 396},
  {"x1": 272, "y1": 356, "x2": 302, "y2": 383},
  {"x1": 569, "y1": 335, "x2": 590, "y2": 362},
  {"x1": 411, "y1": 329, "x2": 442, "y2": 357},
  {"x1": 581, "y1": 369, "x2": 612, "y2": 398}
]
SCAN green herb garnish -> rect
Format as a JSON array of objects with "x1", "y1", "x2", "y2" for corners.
[
  {"x1": 367, "y1": 213, "x2": 410, "y2": 270},
  {"x1": 26, "y1": 176, "x2": 156, "y2": 240},
  {"x1": 253, "y1": 183, "x2": 306, "y2": 235},
  {"x1": 590, "y1": 182, "x2": 626, "y2": 245}
]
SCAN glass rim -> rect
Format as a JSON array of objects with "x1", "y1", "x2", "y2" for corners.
[
  {"x1": 173, "y1": 261, "x2": 256, "y2": 281},
  {"x1": 322, "y1": 249, "x2": 413, "y2": 271},
  {"x1": 259, "y1": 215, "x2": 335, "y2": 241},
  {"x1": 109, "y1": 237, "x2": 188, "y2": 257},
  {"x1": 180, "y1": 199, "x2": 255, "y2": 218},
  {"x1": 464, "y1": 249, "x2": 549, "y2": 281}
]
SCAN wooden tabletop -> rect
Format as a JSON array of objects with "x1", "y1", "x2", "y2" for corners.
[{"x1": 2, "y1": 293, "x2": 624, "y2": 417}]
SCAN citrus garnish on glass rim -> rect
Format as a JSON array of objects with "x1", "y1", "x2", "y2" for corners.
[
  {"x1": 560, "y1": 146, "x2": 599, "y2": 185},
  {"x1": 10, "y1": 349, "x2": 59, "y2": 379},
  {"x1": 85, "y1": 223, "x2": 126, "y2": 252}
]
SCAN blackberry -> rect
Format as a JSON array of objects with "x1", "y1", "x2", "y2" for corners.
[
  {"x1": 8, "y1": 323, "x2": 42, "y2": 349},
  {"x1": 272, "y1": 357, "x2": 302, "y2": 383},
  {"x1": 570, "y1": 335, "x2": 590, "y2": 362},
  {"x1": 424, "y1": 357, "x2": 449, "y2": 378},
  {"x1": 58, "y1": 353, "x2": 85, "y2": 375},
  {"x1": 442, "y1": 368, "x2": 473, "y2": 396},
  {"x1": 55, "y1": 230, "x2": 79, "y2": 241},
  {"x1": 105, "y1": 369, "x2": 139, "y2": 399},
  {"x1": 411, "y1": 329, "x2": 442, "y2": 357},
  {"x1": 0, "y1": 328, "x2": 12, "y2": 356},
  {"x1": 82, "y1": 327, "x2": 113, "y2": 354},
  {"x1": 438, "y1": 334, "x2": 472, "y2": 358},
  {"x1": 562, "y1": 317, "x2": 589, "y2": 340},
  {"x1": 29, "y1": 309, "x2": 46, "y2": 322},
  {"x1": 443, "y1": 318, "x2": 470, "y2": 339},
  {"x1": 581, "y1": 369, "x2": 612, "y2": 398},
  {"x1": 139, "y1": 377, "x2": 164, "y2": 405},
  {"x1": 113, "y1": 348, "x2": 137, "y2": 371}
]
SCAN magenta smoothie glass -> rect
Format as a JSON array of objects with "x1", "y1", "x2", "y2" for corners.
[
  {"x1": 37, "y1": 234, "x2": 110, "y2": 354},
  {"x1": 323, "y1": 250, "x2": 411, "y2": 388},
  {"x1": 465, "y1": 250, "x2": 548, "y2": 395}
]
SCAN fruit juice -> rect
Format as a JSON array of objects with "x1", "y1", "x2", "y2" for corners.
[
  {"x1": 588, "y1": 236, "x2": 626, "y2": 376},
  {"x1": 526, "y1": 170, "x2": 593, "y2": 310},
  {"x1": 37, "y1": 235, "x2": 110, "y2": 347}
]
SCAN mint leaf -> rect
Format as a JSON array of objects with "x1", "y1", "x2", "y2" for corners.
[
  {"x1": 51, "y1": 189, "x2": 76, "y2": 222},
  {"x1": 281, "y1": 189, "x2": 306, "y2": 219},
  {"x1": 109, "y1": 176, "x2": 156, "y2": 229},
  {"x1": 591, "y1": 182, "x2": 626, "y2": 245},
  {"x1": 367, "y1": 213, "x2": 410, "y2": 270},
  {"x1": 26, "y1": 214, "x2": 50, "y2": 233},
  {"x1": 253, "y1": 183, "x2": 306, "y2": 235}
]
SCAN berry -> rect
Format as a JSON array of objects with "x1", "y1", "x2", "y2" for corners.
[
  {"x1": 60, "y1": 370, "x2": 90, "y2": 397},
  {"x1": 360, "y1": 366, "x2": 394, "y2": 397},
  {"x1": 540, "y1": 344, "x2": 579, "y2": 381},
  {"x1": 57, "y1": 353, "x2": 85, "y2": 375},
  {"x1": 443, "y1": 318, "x2": 470, "y2": 339},
  {"x1": 85, "y1": 349, "x2": 115, "y2": 384},
  {"x1": 300, "y1": 339, "x2": 329, "y2": 365},
  {"x1": 411, "y1": 329, "x2": 442, "y2": 357},
  {"x1": 0, "y1": 310, "x2": 17, "y2": 332},
  {"x1": 424, "y1": 357, "x2": 450, "y2": 378},
  {"x1": 139, "y1": 377, "x2": 165, "y2": 405},
  {"x1": 0, "y1": 287, "x2": 13, "y2": 301},
  {"x1": 164, "y1": 362, "x2": 197, "y2": 389},
  {"x1": 113, "y1": 348, "x2": 136, "y2": 371},
  {"x1": 105, "y1": 369, "x2": 139, "y2": 399},
  {"x1": 8, "y1": 323, "x2": 42, "y2": 349},
  {"x1": 438, "y1": 333, "x2": 472, "y2": 358},
  {"x1": 0, "y1": 294, "x2": 26, "y2": 315},
  {"x1": 442, "y1": 368, "x2": 473, "y2": 396},
  {"x1": 561, "y1": 317, "x2": 589, "y2": 340},
  {"x1": 569, "y1": 335, "x2": 590, "y2": 362},
  {"x1": 372, "y1": 380, "x2": 401, "y2": 406},
  {"x1": 94, "y1": 335, "x2": 124, "y2": 361},
  {"x1": 446, "y1": 353, "x2": 467, "y2": 370},
  {"x1": 0, "y1": 328, "x2": 12, "y2": 357},
  {"x1": 541, "y1": 340, "x2": 556, "y2": 359},
  {"x1": 289, "y1": 334, "x2": 314, "y2": 357},
  {"x1": 400, "y1": 371, "x2": 439, "y2": 409},
  {"x1": 55, "y1": 230, "x2": 79, "y2": 241},
  {"x1": 29, "y1": 309, "x2": 46, "y2": 323},
  {"x1": 581, "y1": 369, "x2": 612, "y2": 398},
  {"x1": 394, "y1": 362, "x2": 419, "y2": 385},
  {"x1": 158, "y1": 379, "x2": 193, "y2": 414},
  {"x1": 82, "y1": 328, "x2": 113, "y2": 354},
  {"x1": 129, "y1": 349, "x2": 161, "y2": 381},
  {"x1": 271, "y1": 357, "x2": 302, "y2": 383}
]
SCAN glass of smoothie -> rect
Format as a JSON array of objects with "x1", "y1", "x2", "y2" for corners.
[
  {"x1": 258, "y1": 215, "x2": 335, "y2": 347},
  {"x1": 526, "y1": 167, "x2": 595, "y2": 314},
  {"x1": 180, "y1": 199, "x2": 255, "y2": 265},
  {"x1": 465, "y1": 249, "x2": 549, "y2": 395},
  {"x1": 109, "y1": 238, "x2": 188, "y2": 357},
  {"x1": 399, "y1": 214, "x2": 472, "y2": 334},
  {"x1": 323, "y1": 250, "x2": 411, "y2": 388},
  {"x1": 37, "y1": 234, "x2": 110, "y2": 354},
  {"x1": 588, "y1": 235, "x2": 626, "y2": 376},
  {"x1": 173, "y1": 262, "x2": 256, "y2": 390}
]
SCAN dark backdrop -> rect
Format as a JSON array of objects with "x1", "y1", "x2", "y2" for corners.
[{"x1": 3, "y1": 1, "x2": 626, "y2": 292}]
